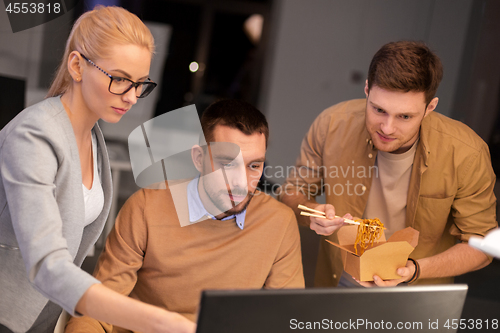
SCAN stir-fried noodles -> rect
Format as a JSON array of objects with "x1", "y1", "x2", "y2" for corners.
[{"x1": 354, "y1": 218, "x2": 384, "y2": 255}]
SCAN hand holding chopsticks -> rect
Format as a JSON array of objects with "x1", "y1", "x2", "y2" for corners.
[
  {"x1": 298, "y1": 204, "x2": 360, "y2": 225},
  {"x1": 298, "y1": 204, "x2": 385, "y2": 229}
]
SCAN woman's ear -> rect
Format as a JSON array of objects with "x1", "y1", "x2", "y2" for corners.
[{"x1": 67, "y1": 51, "x2": 83, "y2": 82}]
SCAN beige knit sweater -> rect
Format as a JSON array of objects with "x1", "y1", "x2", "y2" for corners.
[{"x1": 65, "y1": 183, "x2": 304, "y2": 333}]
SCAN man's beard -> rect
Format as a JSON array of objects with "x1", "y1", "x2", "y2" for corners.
[{"x1": 202, "y1": 178, "x2": 254, "y2": 216}]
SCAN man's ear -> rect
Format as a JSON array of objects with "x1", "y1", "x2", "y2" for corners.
[
  {"x1": 364, "y1": 80, "x2": 369, "y2": 98},
  {"x1": 67, "y1": 51, "x2": 84, "y2": 82},
  {"x1": 191, "y1": 145, "x2": 204, "y2": 172},
  {"x1": 425, "y1": 97, "x2": 439, "y2": 117}
]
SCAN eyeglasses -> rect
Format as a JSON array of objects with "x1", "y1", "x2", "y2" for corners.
[{"x1": 80, "y1": 53, "x2": 157, "y2": 98}]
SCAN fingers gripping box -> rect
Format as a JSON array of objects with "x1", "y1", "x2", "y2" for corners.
[{"x1": 326, "y1": 226, "x2": 419, "y2": 281}]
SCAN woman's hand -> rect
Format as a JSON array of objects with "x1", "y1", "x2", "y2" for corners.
[{"x1": 148, "y1": 309, "x2": 196, "y2": 333}]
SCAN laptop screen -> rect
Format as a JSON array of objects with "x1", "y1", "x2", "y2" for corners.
[{"x1": 196, "y1": 284, "x2": 468, "y2": 333}]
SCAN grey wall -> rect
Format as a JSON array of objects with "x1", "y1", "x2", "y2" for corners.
[
  {"x1": 0, "y1": 5, "x2": 73, "y2": 106},
  {"x1": 260, "y1": 0, "x2": 474, "y2": 183},
  {"x1": 453, "y1": 0, "x2": 500, "y2": 142},
  {"x1": 0, "y1": 8, "x2": 44, "y2": 89}
]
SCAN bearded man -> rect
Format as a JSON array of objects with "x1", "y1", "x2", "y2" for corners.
[{"x1": 66, "y1": 99, "x2": 304, "y2": 333}]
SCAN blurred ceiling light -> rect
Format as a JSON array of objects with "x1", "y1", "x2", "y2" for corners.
[
  {"x1": 189, "y1": 61, "x2": 199, "y2": 72},
  {"x1": 244, "y1": 14, "x2": 264, "y2": 45}
]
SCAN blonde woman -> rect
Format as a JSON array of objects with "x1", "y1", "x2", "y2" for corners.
[{"x1": 0, "y1": 6, "x2": 195, "y2": 333}]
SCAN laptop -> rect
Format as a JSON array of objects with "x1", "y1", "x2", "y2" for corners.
[{"x1": 196, "y1": 284, "x2": 468, "y2": 333}]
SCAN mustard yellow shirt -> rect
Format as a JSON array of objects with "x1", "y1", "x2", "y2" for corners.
[{"x1": 280, "y1": 99, "x2": 497, "y2": 286}]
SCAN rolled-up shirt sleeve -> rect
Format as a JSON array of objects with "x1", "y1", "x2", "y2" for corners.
[
  {"x1": 278, "y1": 110, "x2": 331, "y2": 202},
  {"x1": 450, "y1": 142, "x2": 498, "y2": 241}
]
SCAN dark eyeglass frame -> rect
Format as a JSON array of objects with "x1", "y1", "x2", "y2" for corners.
[{"x1": 80, "y1": 53, "x2": 157, "y2": 98}]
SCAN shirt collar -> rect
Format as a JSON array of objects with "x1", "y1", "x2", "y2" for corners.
[{"x1": 186, "y1": 176, "x2": 246, "y2": 229}]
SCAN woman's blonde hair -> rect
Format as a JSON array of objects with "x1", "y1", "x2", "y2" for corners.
[{"x1": 47, "y1": 6, "x2": 155, "y2": 97}]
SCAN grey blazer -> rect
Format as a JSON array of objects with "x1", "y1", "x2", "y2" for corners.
[{"x1": 0, "y1": 97, "x2": 112, "y2": 332}]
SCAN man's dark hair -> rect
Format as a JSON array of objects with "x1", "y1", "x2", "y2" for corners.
[
  {"x1": 367, "y1": 41, "x2": 443, "y2": 105},
  {"x1": 200, "y1": 99, "x2": 269, "y2": 146}
]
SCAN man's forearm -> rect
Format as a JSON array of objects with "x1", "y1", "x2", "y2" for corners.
[
  {"x1": 418, "y1": 243, "x2": 490, "y2": 280},
  {"x1": 364, "y1": 243, "x2": 491, "y2": 287}
]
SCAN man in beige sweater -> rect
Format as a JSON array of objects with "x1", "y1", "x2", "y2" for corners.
[
  {"x1": 280, "y1": 41, "x2": 497, "y2": 288},
  {"x1": 65, "y1": 100, "x2": 304, "y2": 333}
]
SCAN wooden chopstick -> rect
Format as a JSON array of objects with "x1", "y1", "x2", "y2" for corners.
[
  {"x1": 297, "y1": 204, "x2": 325, "y2": 215},
  {"x1": 298, "y1": 205, "x2": 385, "y2": 229},
  {"x1": 298, "y1": 204, "x2": 360, "y2": 225},
  {"x1": 300, "y1": 211, "x2": 332, "y2": 219}
]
